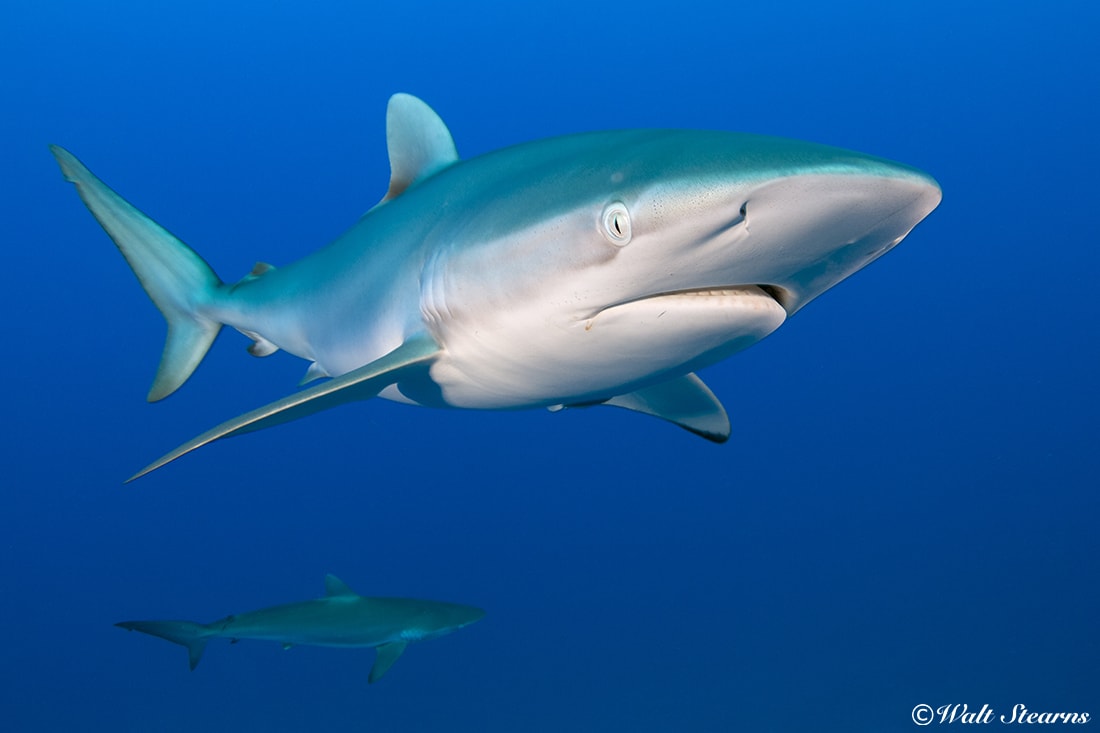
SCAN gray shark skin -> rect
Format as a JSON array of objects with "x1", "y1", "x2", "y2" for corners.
[
  {"x1": 116, "y1": 575, "x2": 485, "y2": 683},
  {"x1": 52, "y1": 94, "x2": 941, "y2": 480}
]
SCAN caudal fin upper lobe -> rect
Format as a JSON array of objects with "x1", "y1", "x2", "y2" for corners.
[{"x1": 51, "y1": 145, "x2": 223, "y2": 401}]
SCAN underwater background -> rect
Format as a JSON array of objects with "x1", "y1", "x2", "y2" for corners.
[{"x1": 2, "y1": 0, "x2": 1097, "y2": 730}]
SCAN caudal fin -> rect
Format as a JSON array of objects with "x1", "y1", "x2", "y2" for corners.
[
  {"x1": 51, "y1": 145, "x2": 223, "y2": 401},
  {"x1": 116, "y1": 619, "x2": 213, "y2": 670}
]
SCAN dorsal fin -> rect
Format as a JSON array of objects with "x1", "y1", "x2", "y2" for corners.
[
  {"x1": 324, "y1": 574, "x2": 357, "y2": 597},
  {"x1": 238, "y1": 261, "x2": 276, "y2": 284},
  {"x1": 380, "y1": 93, "x2": 458, "y2": 203}
]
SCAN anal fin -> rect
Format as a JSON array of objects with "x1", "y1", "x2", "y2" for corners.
[{"x1": 238, "y1": 329, "x2": 279, "y2": 357}]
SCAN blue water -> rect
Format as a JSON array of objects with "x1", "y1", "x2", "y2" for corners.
[{"x1": 2, "y1": 1, "x2": 1097, "y2": 730}]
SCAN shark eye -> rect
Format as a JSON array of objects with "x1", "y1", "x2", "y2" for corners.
[{"x1": 601, "y1": 202, "x2": 632, "y2": 246}]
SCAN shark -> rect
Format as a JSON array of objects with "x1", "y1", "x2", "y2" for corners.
[
  {"x1": 116, "y1": 574, "x2": 485, "y2": 683},
  {"x1": 51, "y1": 93, "x2": 941, "y2": 480}
]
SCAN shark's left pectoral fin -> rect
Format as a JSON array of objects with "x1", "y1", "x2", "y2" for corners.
[
  {"x1": 128, "y1": 334, "x2": 441, "y2": 482},
  {"x1": 369, "y1": 641, "x2": 408, "y2": 684},
  {"x1": 602, "y1": 373, "x2": 730, "y2": 443}
]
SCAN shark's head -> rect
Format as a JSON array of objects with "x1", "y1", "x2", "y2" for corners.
[
  {"x1": 401, "y1": 601, "x2": 486, "y2": 642},
  {"x1": 447, "y1": 603, "x2": 487, "y2": 630},
  {"x1": 407, "y1": 121, "x2": 940, "y2": 410},
  {"x1": 587, "y1": 129, "x2": 942, "y2": 314}
]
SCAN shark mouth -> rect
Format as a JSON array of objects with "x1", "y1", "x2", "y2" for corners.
[
  {"x1": 597, "y1": 283, "x2": 793, "y2": 316},
  {"x1": 586, "y1": 283, "x2": 790, "y2": 342}
]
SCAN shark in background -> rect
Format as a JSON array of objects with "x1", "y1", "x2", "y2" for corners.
[
  {"x1": 52, "y1": 94, "x2": 941, "y2": 480},
  {"x1": 116, "y1": 575, "x2": 485, "y2": 683}
]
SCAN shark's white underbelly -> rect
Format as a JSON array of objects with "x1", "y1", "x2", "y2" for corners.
[{"x1": 413, "y1": 285, "x2": 787, "y2": 409}]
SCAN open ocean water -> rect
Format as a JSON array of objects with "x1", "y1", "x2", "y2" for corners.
[{"x1": 1, "y1": 1, "x2": 1097, "y2": 730}]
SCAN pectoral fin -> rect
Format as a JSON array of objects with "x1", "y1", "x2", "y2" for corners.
[
  {"x1": 369, "y1": 641, "x2": 408, "y2": 684},
  {"x1": 127, "y1": 334, "x2": 440, "y2": 482},
  {"x1": 601, "y1": 373, "x2": 730, "y2": 443}
]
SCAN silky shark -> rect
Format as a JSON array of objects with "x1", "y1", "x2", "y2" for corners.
[
  {"x1": 52, "y1": 94, "x2": 941, "y2": 480},
  {"x1": 116, "y1": 574, "x2": 485, "y2": 683}
]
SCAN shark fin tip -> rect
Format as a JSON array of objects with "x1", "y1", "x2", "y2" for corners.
[{"x1": 324, "y1": 574, "x2": 357, "y2": 597}]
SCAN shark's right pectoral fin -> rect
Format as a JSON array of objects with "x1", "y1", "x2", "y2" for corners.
[
  {"x1": 128, "y1": 335, "x2": 441, "y2": 482},
  {"x1": 601, "y1": 373, "x2": 731, "y2": 443},
  {"x1": 369, "y1": 641, "x2": 408, "y2": 684}
]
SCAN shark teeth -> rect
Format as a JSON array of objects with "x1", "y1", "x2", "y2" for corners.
[
  {"x1": 612, "y1": 284, "x2": 784, "y2": 308},
  {"x1": 652, "y1": 287, "x2": 759, "y2": 297}
]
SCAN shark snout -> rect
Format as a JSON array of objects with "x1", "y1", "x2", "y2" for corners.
[
  {"x1": 875, "y1": 167, "x2": 941, "y2": 220},
  {"x1": 424, "y1": 605, "x2": 484, "y2": 639},
  {"x1": 461, "y1": 607, "x2": 487, "y2": 626},
  {"x1": 856, "y1": 171, "x2": 942, "y2": 255},
  {"x1": 437, "y1": 603, "x2": 486, "y2": 632},
  {"x1": 706, "y1": 168, "x2": 941, "y2": 315}
]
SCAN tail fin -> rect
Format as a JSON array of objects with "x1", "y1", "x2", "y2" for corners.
[
  {"x1": 116, "y1": 619, "x2": 213, "y2": 670},
  {"x1": 50, "y1": 145, "x2": 223, "y2": 401}
]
